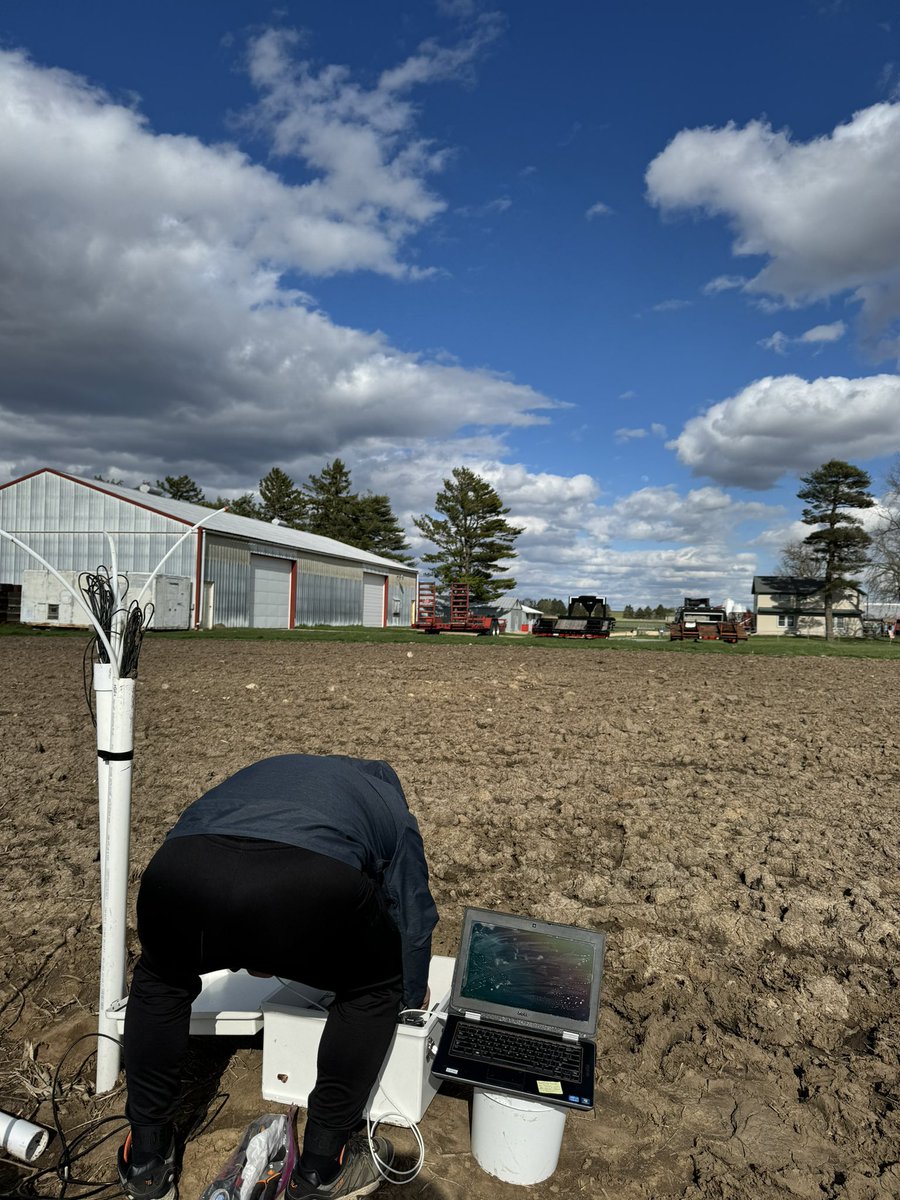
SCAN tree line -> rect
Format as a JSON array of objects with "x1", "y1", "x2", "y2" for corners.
[{"x1": 141, "y1": 463, "x2": 524, "y2": 600}]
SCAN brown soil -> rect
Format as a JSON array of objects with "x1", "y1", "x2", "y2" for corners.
[{"x1": 1, "y1": 637, "x2": 898, "y2": 1200}]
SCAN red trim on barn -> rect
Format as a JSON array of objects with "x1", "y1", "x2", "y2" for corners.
[{"x1": 193, "y1": 528, "x2": 204, "y2": 629}]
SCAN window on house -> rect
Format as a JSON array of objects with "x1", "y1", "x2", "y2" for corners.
[
  {"x1": 778, "y1": 614, "x2": 795, "y2": 628},
  {"x1": 47, "y1": 604, "x2": 59, "y2": 620}
]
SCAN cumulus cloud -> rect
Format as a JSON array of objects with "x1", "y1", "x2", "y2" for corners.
[
  {"x1": 0, "y1": 44, "x2": 557, "y2": 490},
  {"x1": 670, "y1": 374, "x2": 900, "y2": 488},
  {"x1": 646, "y1": 103, "x2": 900, "y2": 342}
]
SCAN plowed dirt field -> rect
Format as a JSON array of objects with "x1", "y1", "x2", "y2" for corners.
[{"x1": 1, "y1": 636, "x2": 898, "y2": 1200}]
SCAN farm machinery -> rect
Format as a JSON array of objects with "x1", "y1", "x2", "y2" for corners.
[
  {"x1": 668, "y1": 597, "x2": 750, "y2": 643},
  {"x1": 412, "y1": 581, "x2": 502, "y2": 635},
  {"x1": 531, "y1": 594, "x2": 616, "y2": 639}
]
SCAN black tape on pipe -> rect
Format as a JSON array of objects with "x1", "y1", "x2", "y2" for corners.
[{"x1": 97, "y1": 749, "x2": 135, "y2": 761}]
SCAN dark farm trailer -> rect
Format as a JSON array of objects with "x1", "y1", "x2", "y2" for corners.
[
  {"x1": 669, "y1": 598, "x2": 749, "y2": 644},
  {"x1": 532, "y1": 595, "x2": 615, "y2": 639}
]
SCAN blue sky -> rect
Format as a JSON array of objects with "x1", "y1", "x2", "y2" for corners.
[{"x1": 2, "y1": 1, "x2": 900, "y2": 606}]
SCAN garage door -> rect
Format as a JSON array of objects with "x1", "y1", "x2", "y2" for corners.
[
  {"x1": 250, "y1": 555, "x2": 293, "y2": 628},
  {"x1": 362, "y1": 573, "x2": 385, "y2": 627}
]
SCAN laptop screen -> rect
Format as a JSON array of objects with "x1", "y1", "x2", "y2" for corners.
[{"x1": 453, "y1": 908, "x2": 605, "y2": 1036}]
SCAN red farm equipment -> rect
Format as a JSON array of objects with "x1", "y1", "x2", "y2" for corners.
[
  {"x1": 668, "y1": 598, "x2": 751, "y2": 644},
  {"x1": 412, "y1": 582, "x2": 502, "y2": 635},
  {"x1": 531, "y1": 595, "x2": 615, "y2": 639}
]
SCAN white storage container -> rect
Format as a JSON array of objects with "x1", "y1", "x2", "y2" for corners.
[
  {"x1": 21, "y1": 569, "x2": 192, "y2": 630},
  {"x1": 107, "y1": 969, "x2": 282, "y2": 1037},
  {"x1": 261, "y1": 956, "x2": 455, "y2": 1126}
]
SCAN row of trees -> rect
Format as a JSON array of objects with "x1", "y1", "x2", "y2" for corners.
[{"x1": 151, "y1": 463, "x2": 524, "y2": 600}]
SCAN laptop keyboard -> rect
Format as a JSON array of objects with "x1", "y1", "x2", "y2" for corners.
[{"x1": 450, "y1": 1021, "x2": 584, "y2": 1081}]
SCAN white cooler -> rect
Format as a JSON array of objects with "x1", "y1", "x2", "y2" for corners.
[{"x1": 261, "y1": 956, "x2": 455, "y2": 1126}]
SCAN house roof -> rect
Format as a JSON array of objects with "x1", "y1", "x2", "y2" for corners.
[
  {"x1": 752, "y1": 576, "x2": 823, "y2": 595},
  {"x1": 497, "y1": 598, "x2": 544, "y2": 615},
  {"x1": 4, "y1": 469, "x2": 416, "y2": 576}
]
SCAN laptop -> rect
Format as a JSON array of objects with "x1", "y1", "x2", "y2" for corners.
[{"x1": 431, "y1": 907, "x2": 606, "y2": 1109}]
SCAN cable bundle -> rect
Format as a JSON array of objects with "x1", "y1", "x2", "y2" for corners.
[{"x1": 79, "y1": 569, "x2": 155, "y2": 723}]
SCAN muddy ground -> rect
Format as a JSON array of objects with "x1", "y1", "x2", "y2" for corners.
[{"x1": 1, "y1": 636, "x2": 898, "y2": 1200}]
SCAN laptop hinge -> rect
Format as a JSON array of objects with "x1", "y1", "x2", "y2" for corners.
[
  {"x1": 463, "y1": 1011, "x2": 482, "y2": 1021},
  {"x1": 562, "y1": 1030, "x2": 579, "y2": 1042}
]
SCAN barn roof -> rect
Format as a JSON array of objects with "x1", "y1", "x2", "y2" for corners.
[{"x1": 3, "y1": 468, "x2": 416, "y2": 576}]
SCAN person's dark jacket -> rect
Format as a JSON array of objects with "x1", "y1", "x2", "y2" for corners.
[{"x1": 166, "y1": 754, "x2": 438, "y2": 1007}]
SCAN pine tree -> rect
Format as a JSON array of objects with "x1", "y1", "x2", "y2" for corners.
[
  {"x1": 213, "y1": 493, "x2": 261, "y2": 519},
  {"x1": 258, "y1": 468, "x2": 308, "y2": 528},
  {"x1": 352, "y1": 493, "x2": 414, "y2": 564},
  {"x1": 798, "y1": 459, "x2": 874, "y2": 640},
  {"x1": 413, "y1": 467, "x2": 524, "y2": 603},
  {"x1": 156, "y1": 474, "x2": 207, "y2": 504},
  {"x1": 304, "y1": 459, "x2": 357, "y2": 542}
]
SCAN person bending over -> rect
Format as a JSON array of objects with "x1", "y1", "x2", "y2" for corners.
[{"x1": 117, "y1": 754, "x2": 438, "y2": 1200}]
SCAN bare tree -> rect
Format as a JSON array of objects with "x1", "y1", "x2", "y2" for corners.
[
  {"x1": 867, "y1": 459, "x2": 900, "y2": 602},
  {"x1": 778, "y1": 540, "x2": 820, "y2": 577}
]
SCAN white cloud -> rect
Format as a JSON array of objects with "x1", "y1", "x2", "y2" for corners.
[
  {"x1": 800, "y1": 320, "x2": 846, "y2": 344},
  {"x1": 588, "y1": 486, "x2": 776, "y2": 545},
  {"x1": 670, "y1": 373, "x2": 900, "y2": 488},
  {"x1": 759, "y1": 331, "x2": 791, "y2": 354},
  {"x1": 0, "y1": 45, "x2": 559, "y2": 489},
  {"x1": 615, "y1": 423, "x2": 667, "y2": 443},
  {"x1": 585, "y1": 201, "x2": 613, "y2": 219},
  {"x1": 651, "y1": 298, "x2": 692, "y2": 312},
  {"x1": 703, "y1": 274, "x2": 747, "y2": 295},
  {"x1": 762, "y1": 320, "x2": 847, "y2": 353},
  {"x1": 646, "y1": 103, "x2": 900, "y2": 340},
  {"x1": 455, "y1": 195, "x2": 512, "y2": 218}
]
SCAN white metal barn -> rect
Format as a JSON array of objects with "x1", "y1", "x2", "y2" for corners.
[{"x1": 0, "y1": 469, "x2": 418, "y2": 630}]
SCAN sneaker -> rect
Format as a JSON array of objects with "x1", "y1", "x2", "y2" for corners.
[
  {"x1": 116, "y1": 1131, "x2": 177, "y2": 1200},
  {"x1": 286, "y1": 1132, "x2": 394, "y2": 1199}
]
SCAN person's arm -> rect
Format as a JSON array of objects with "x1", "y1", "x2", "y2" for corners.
[{"x1": 382, "y1": 821, "x2": 439, "y2": 1008}]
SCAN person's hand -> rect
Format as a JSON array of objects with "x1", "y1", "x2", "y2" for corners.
[{"x1": 421, "y1": 986, "x2": 431, "y2": 1009}]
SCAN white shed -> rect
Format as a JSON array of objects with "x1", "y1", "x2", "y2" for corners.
[
  {"x1": 1, "y1": 469, "x2": 418, "y2": 630},
  {"x1": 497, "y1": 598, "x2": 545, "y2": 634}
]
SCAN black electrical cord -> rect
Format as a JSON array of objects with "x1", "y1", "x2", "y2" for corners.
[
  {"x1": 6, "y1": 1033, "x2": 127, "y2": 1199},
  {"x1": 7, "y1": 1033, "x2": 229, "y2": 1200},
  {"x1": 78, "y1": 570, "x2": 156, "y2": 725}
]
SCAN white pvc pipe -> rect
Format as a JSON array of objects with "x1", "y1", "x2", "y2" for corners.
[
  {"x1": 94, "y1": 664, "x2": 113, "y2": 887},
  {"x1": 95, "y1": 674, "x2": 135, "y2": 1093},
  {"x1": 0, "y1": 1110, "x2": 49, "y2": 1163}
]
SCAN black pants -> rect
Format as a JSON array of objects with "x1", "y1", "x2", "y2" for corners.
[{"x1": 124, "y1": 835, "x2": 403, "y2": 1159}]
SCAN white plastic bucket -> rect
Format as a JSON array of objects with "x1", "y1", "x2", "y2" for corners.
[
  {"x1": 0, "y1": 1110, "x2": 49, "y2": 1163},
  {"x1": 470, "y1": 1089, "x2": 567, "y2": 1185}
]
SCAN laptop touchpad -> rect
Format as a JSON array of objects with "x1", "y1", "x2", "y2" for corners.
[{"x1": 486, "y1": 1068, "x2": 527, "y2": 1089}]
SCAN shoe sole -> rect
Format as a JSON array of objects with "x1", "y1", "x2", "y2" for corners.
[{"x1": 124, "y1": 1186, "x2": 175, "y2": 1200}]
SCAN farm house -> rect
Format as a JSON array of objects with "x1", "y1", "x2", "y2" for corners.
[
  {"x1": 0, "y1": 469, "x2": 417, "y2": 630},
  {"x1": 752, "y1": 575, "x2": 865, "y2": 637}
]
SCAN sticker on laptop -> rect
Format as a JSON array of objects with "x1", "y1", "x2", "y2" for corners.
[{"x1": 537, "y1": 1081, "x2": 563, "y2": 1095}]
